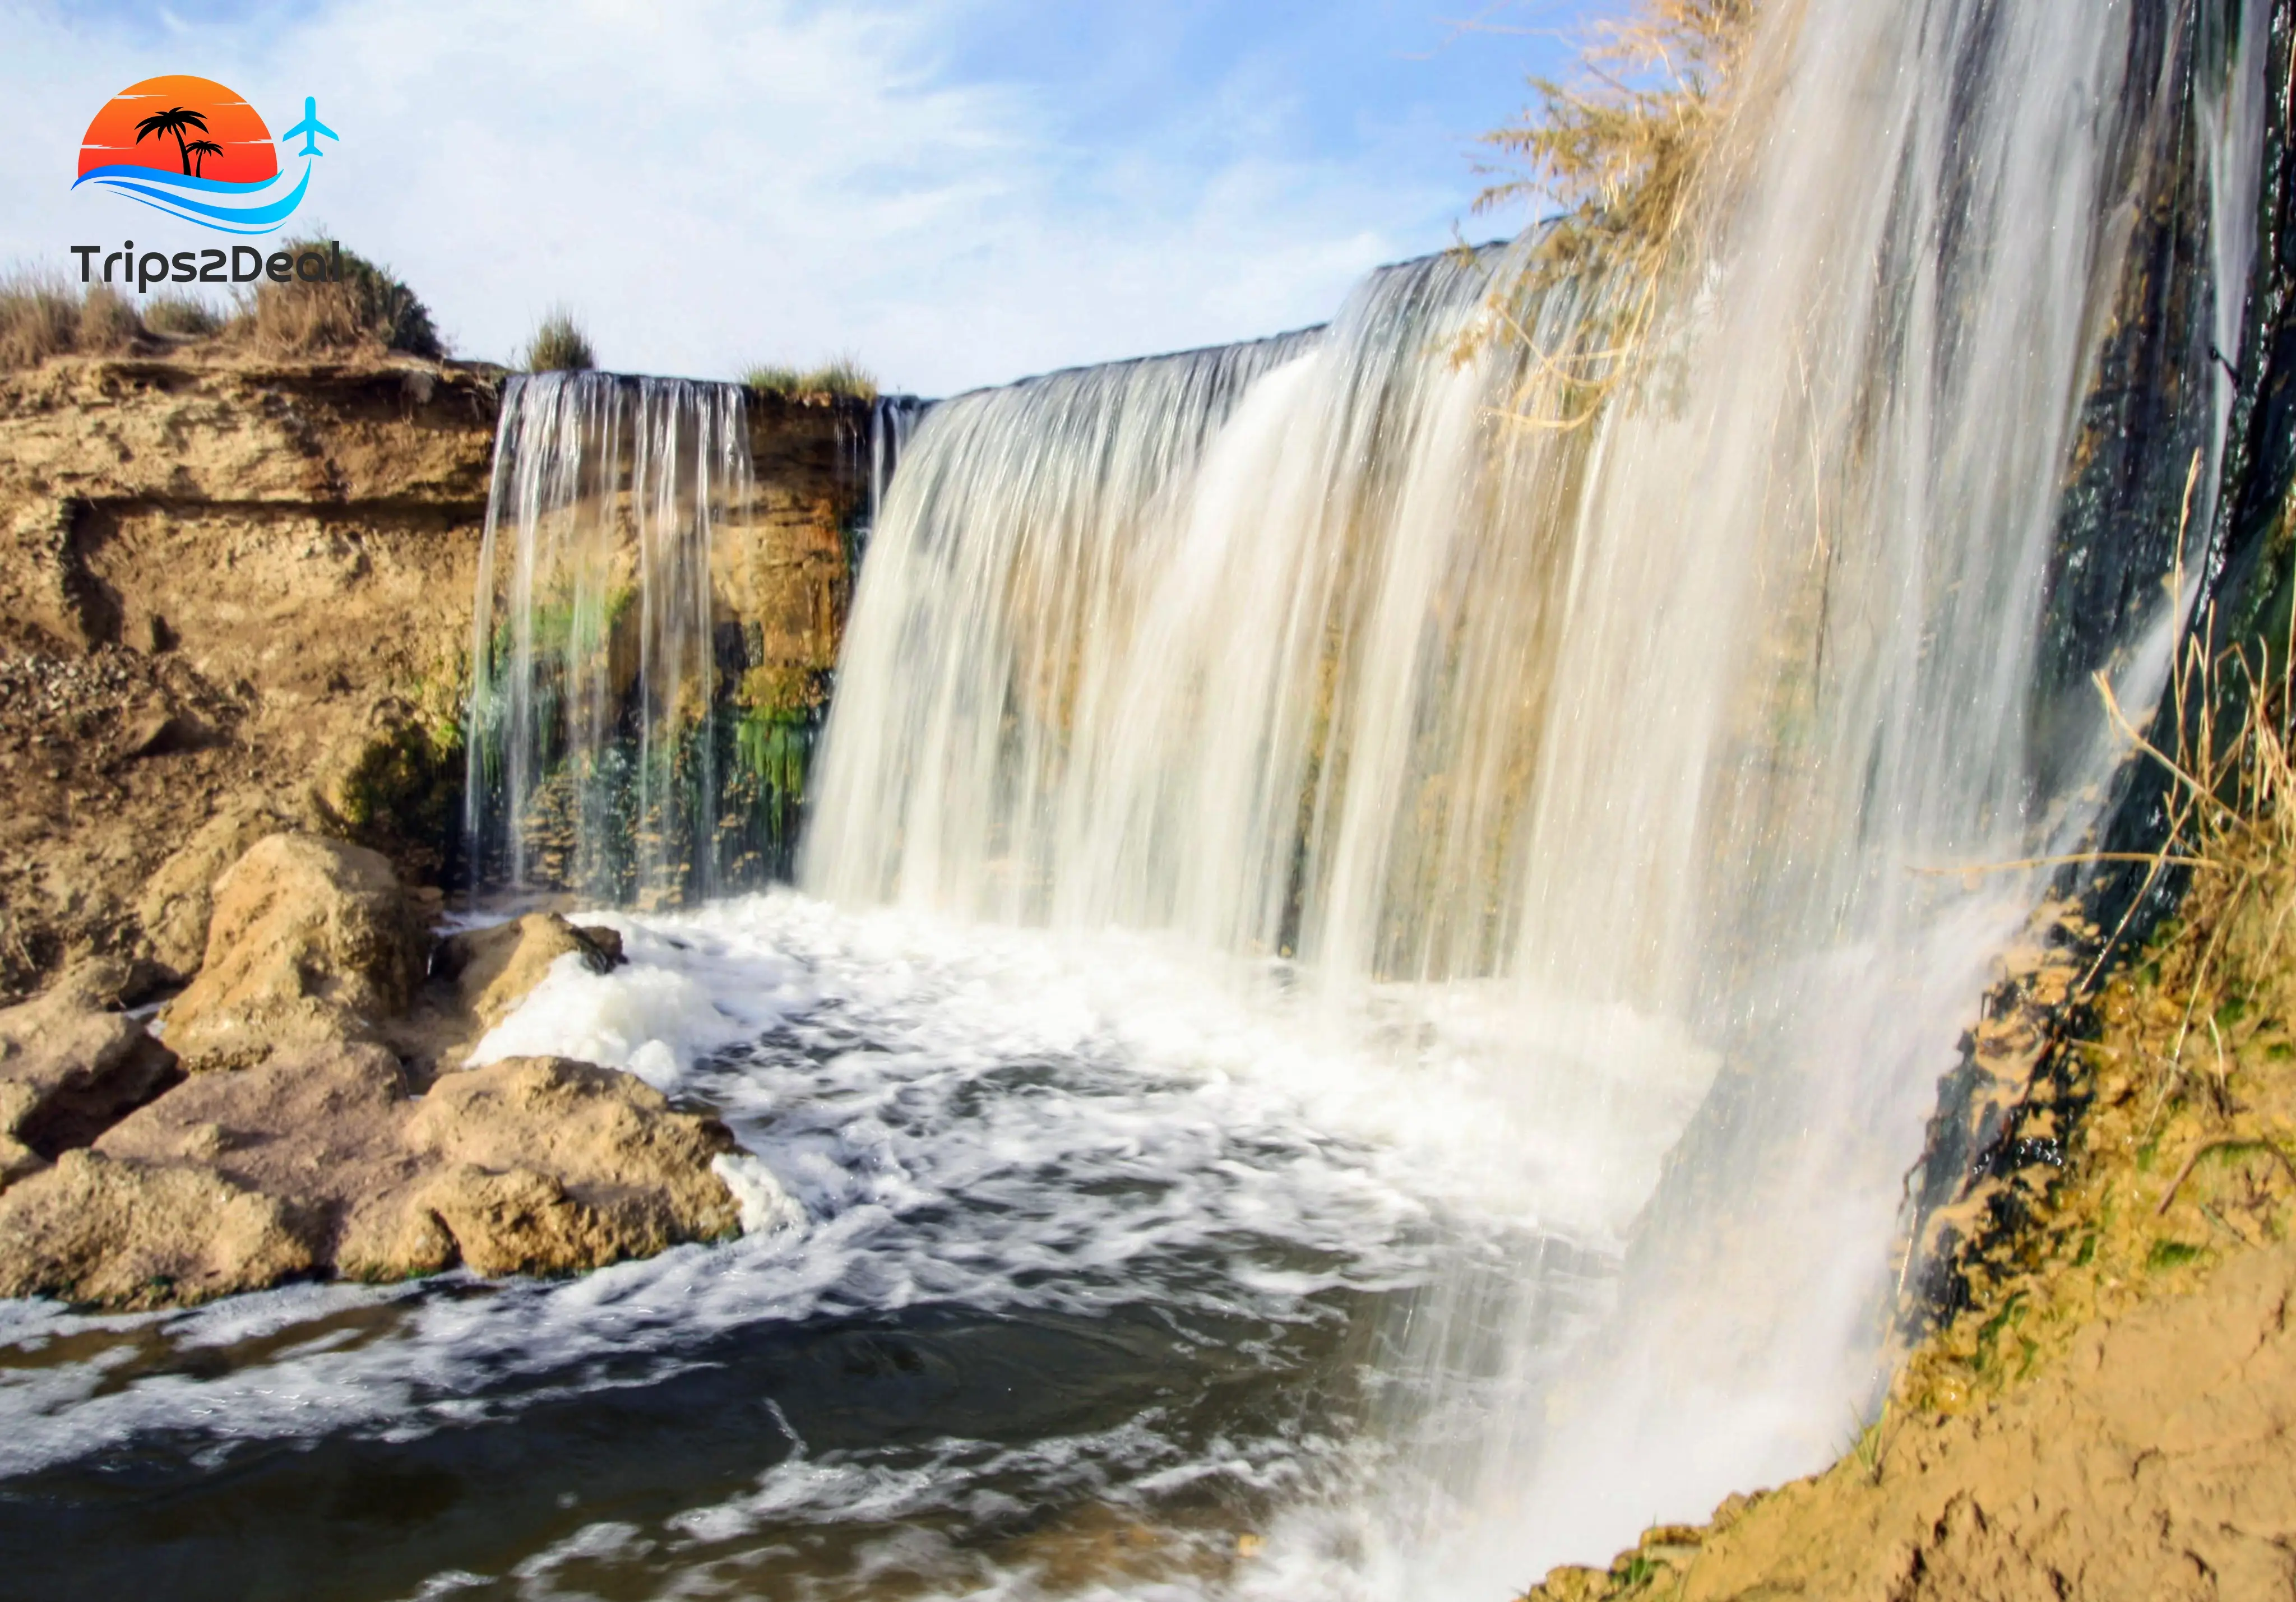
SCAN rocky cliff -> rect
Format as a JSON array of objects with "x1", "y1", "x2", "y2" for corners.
[{"x1": 0, "y1": 351, "x2": 871, "y2": 1002}]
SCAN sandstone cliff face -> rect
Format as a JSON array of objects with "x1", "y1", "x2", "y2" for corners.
[
  {"x1": 735, "y1": 391, "x2": 877, "y2": 700},
  {"x1": 0, "y1": 353, "x2": 870, "y2": 1000}
]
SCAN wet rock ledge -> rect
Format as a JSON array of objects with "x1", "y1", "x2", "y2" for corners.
[{"x1": 0, "y1": 831, "x2": 750, "y2": 1310}]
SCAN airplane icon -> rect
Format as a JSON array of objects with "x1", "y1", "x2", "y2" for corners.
[{"x1": 281, "y1": 96, "x2": 337, "y2": 159}]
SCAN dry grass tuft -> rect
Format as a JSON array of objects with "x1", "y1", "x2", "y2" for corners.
[
  {"x1": 4, "y1": 246, "x2": 432, "y2": 371},
  {"x1": 228, "y1": 241, "x2": 443, "y2": 360},
  {"x1": 0, "y1": 277, "x2": 81, "y2": 369},
  {"x1": 1465, "y1": 0, "x2": 1758, "y2": 425},
  {"x1": 78, "y1": 285, "x2": 141, "y2": 353},
  {"x1": 522, "y1": 308, "x2": 595, "y2": 373},
  {"x1": 1474, "y1": 0, "x2": 1753, "y2": 249},
  {"x1": 0, "y1": 273, "x2": 145, "y2": 369},
  {"x1": 742, "y1": 355, "x2": 876, "y2": 402},
  {"x1": 142, "y1": 294, "x2": 225, "y2": 339}
]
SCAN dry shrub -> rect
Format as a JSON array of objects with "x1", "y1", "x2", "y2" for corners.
[
  {"x1": 522, "y1": 308, "x2": 594, "y2": 373},
  {"x1": 1475, "y1": 0, "x2": 1753, "y2": 260},
  {"x1": 142, "y1": 294, "x2": 225, "y2": 339},
  {"x1": 1466, "y1": 0, "x2": 1758, "y2": 425},
  {"x1": 0, "y1": 273, "x2": 142, "y2": 369},
  {"x1": 230, "y1": 240, "x2": 443, "y2": 360},
  {"x1": 2077, "y1": 456, "x2": 2296, "y2": 1010},
  {"x1": 0, "y1": 277, "x2": 79, "y2": 368},
  {"x1": 2089, "y1": 614, "x2": 2296, "y2": 1063},
  {"x1": 78, "y1": 285, "x2": 141, "y2": 352},
  {"x1": 742, "y1": 355, "x2": 876, "y2": 402}
]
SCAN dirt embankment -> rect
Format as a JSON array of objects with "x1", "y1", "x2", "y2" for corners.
[
  {"x1": 1530, "y1": 1243, "x2": 2296, "y2": 1600},
  {"x1": 0, "y1": 351, "x2": 867, "y2": 1002}
]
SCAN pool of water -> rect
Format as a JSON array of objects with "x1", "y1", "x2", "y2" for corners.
[{"x1": 0, "y1": 893, "x2": 1699, "y2": 1600}]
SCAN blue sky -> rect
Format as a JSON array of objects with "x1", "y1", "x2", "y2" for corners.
[{"x1": 2, "y1": 1, "x2": 1588, "y2": 394}]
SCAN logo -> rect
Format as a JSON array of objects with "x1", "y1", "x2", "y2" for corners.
[{"x1": 72, "y1": 75, "x2": 336, "y2": 235}]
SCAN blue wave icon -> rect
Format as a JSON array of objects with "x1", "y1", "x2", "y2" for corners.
[{"x1": 70, "y1": 161, "x2": 313, "y2": 235}]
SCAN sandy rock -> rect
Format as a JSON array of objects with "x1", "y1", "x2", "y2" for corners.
[
  {"x1": 415, "y1": 1164, "x2": 614, "y2": 1277},
  {"x1": 0, "y1": 1148, "x2": 317, "y2": 1309},
  {"x1": 1527, "y1": 1569, "x2": 1613, "y2": 1602},
  {"x1": 162, "y1": 833, "x2": 429, "y2": 1069},
  {"x1": 388, "y1": 913, "x2": 625, "y2": 1075},
  {"x1": 94, "y1": 1041, "x2": 450, "y2": 1281},
  {"x1": 19, "y1": 952, "x2": 173, "y2": 1013},
  {"x1": 0, "y1": 845, "x2": 744, "y2": 1308},
  {"x1": 135, "y1": 802, "x2": 290, "y2": 977},
  {"x1": 122, "y1": 709, "x2": 216, "y2": 760},
  {"x1": 71, "y1": 1046, "x2": 743, "y2": 1299},
  {"x1": 0, "y1": 959, "x2": 180, "y2": 1186},
  {"x1": 336, "y1": 1190, "x2": 461, "y2": 1284},
  {"x1": 406, "y1": 1056, "x2": 740, "y2": 1274},
  {"x1": 432, "y1": 914, "x2": 624, "y2": 1035},
  {"x1": 0, "y1": 1091, "x2": 40, "y2": 1185}
]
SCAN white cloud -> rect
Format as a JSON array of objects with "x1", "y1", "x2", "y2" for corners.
[{"x1": 0, "y1": 1, "x2": 1496, "y2": 394}]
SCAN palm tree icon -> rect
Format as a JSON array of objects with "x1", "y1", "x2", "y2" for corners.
[
  {"x1": 133, "y1": 105, "x2": 210, "y2": 175},
  {"x1": 184, "y1": 139, "x2": 224, "y2": 177}
]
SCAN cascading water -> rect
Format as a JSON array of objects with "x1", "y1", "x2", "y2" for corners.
[
  {"x1": 806, "y1": 0, "x2": 2271, "y2": 1585},
  {"x1": 464, "y1": 372, "x2": 754, "y2": 905},
  {"x1": 464, "y1": 374, "x2": 915, "y2": 904},
  {"x1": 865, "y1": 393, "x2": 927, "y2": 556},
  {"x1": 4, "y1": 4, "x2": 2279, "y2": 1599},
  {"x1": 806, "y1": 320, "x2": 1327, "y2": 935}
]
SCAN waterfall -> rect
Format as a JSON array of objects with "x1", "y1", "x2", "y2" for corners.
[
  {"x1": 864, "y1": 393, "x2": 927, "y2": 557},
  {"x1": 465, "y1": 373, "x2": 912, "y2": 907},
  {"x1": 464, "y1": 373, "x2": 750, "y2": 906},
  {"x1": 805, "y1": 0, "x2": 2267, "y2": 1584},
  {"x1": 802, "y1": 320, "x2": 1326, "y2": 928}
]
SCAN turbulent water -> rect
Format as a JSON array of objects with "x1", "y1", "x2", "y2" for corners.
[
  {"x1": 0, "y1": 1, "x2": 2275, "y2": 1598},
  {"x1": 0, "y1": 899, "x2": 1517, "y2": 1598}
]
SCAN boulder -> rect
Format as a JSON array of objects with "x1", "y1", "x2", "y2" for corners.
[
  {"x1": 387, "y1": 913, "x2": 626, "y2": 1075},
  {"x1": 0, "y1": 848, "x2": 754, "y2": 1310},
  {"x1": 94, "y1": 1042, "x2": 450, "y2": 1281},
  {"x1": 122, "y1": 709, "x2": 215, "y2": 760},
  {"x1": 161, "y1": 833, "x2": 429, "y2": 1069},
  {"x1": 0, "y1": 1149, "x2": 317, "y2": 1309},
  {"x1": 0, "y1": 959, "x2": 181, "y2": 1187},
  {"x1": 432, "y1": 914, "x2": 624, "y2": 1036},
  {"x1": 134, "y1": 802, "x2": 289, "y2": 977},
  {"x1": 405, "y1": 1057, "x2": 740, "y2": 1275},
  {"x1": 70, "y1": 1047, "x2": 742, "y2": 1299}
]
